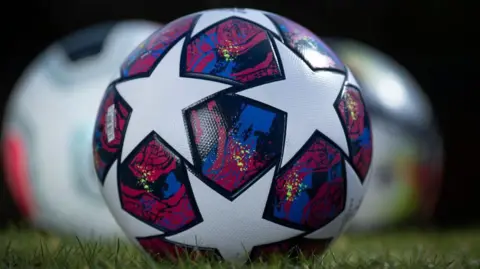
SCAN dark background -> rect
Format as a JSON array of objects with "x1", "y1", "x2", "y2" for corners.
[{"x1": 0, "y1": 0, "x2": 474, "y2": 227}]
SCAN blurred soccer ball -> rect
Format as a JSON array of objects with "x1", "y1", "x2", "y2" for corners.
[
  {"x1": 326, "y1": 38, "x2": 444, "y2": 232},
  {"x1": 1, "y1": 20, "x2": 161, "y2": 239}
]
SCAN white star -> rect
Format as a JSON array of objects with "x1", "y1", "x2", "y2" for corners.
[
  {"x1": 166, "y1": 168, "x2": 303, "y2": 261},
  {"x1": 238, "y1": 38, "x2": 348, "y2": 167},
  {"x1": 115, "y1": 37, "x2": 231, "y2": 164},
  {"x1": 191, "y1": 9, "x2": 280, "y2": 37},
  {"x1": 102, "y1": 160, "x2": 161, "y2": 238}
]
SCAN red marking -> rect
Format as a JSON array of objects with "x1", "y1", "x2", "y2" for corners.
[
  {"x1": 234, "y1": 52, "x2": 278, "y2": 83},
  {"x1": 191, "y1": 110, "x2": 202, "y2": 144},
  {"x1": 122, "y1": 15, "x2": 197, "y2": 77},
  {"x1": 275, "y1": 139, "x2": 342, "y2": 204},
  {"x1": 271, "y1": 137, "x2": 346, "y2": 230},
  {"x1": 200, "y1": 101, "x2": 268, "y2": 192},
  {"x1": 121, "y1": 184, "x2": 195, "y2": 231},
  {"x1": 207, "y1": 100, "x2": 216, "y2": 111},
  {"x1": 186, "y1": 18, "x2": 281, "y2": 84},
  {"x1": 97, "y1": 91, "x2": 129, "y2": 153},
  {"x1": 128, "y1": 139, "x2": 177, "y2": 182},
  {"x1": 93, "y1": 87, "x2": 132, "y2": 183},
  {"x1": 353, "y1": 146, "x2": 372, "y2": 179},
  {"x1": 337, "y1": 88, "x2": 366, "y2": 140},
  {"x1": 121, "y1": 138, "x2": 197, "y2": 232},
  {"x1": 2, "y1": 131, "x2": 36, "y2": 220},
  {"x1": 207, "y1": 137, "x2": 267, "y2": 192},
  {"x1": 302, "y1": 177, "x2": 345, "y2": 228},
  {"x1": 336, "y1": 86, "x2": 372, "y2": 179}
]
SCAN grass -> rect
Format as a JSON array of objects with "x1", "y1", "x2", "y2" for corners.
[{"x1": 1, "y1": 226, "x2": 480, "y2": 269}]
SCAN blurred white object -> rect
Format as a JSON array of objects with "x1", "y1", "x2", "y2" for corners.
[
  {"x1": 326, "y1": 38, "x2": 444, "y2": 232},
  {"x1": 2, "y1": 20, "x2": 161, "y2": 239}
]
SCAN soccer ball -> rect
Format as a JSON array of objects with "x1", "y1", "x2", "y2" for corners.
[
  {"x1": 2, "y1": 20, "x2": 161, "y2": 238},
  {"x1": 94, "y1": 9, "x2": 372, "y2": 261},
  {"x1": 325, "y1": 38, "x2": 443, "y2": 232}
]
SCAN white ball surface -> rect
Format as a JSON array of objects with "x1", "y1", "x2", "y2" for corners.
[{"x1": 95, "y1": 9, "x2": 372, "y2": 262}]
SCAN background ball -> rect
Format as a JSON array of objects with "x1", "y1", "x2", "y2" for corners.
[
  {"x1": 2, "y1": 20, "x2": 162, "y2": 239},
  {"x1": 326, "y1": 38, "x2": 444, "y2": 232}
]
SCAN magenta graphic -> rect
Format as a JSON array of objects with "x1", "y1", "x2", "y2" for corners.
[
  {"x1": 137, "y1": 235, "x2": 218, "y2": 261},
  {"x1": 250, "y1": 236, "x2": 332, "y2": 260},
  {"x1": 119, "y1": 133, "x2": 201, "y2": 234},
  {"x1": 184, "y1": 17, "x2": 283, "y2": 86},
  {"x1": 185, "y1": 94, "x2": 286, "y2": 199},
  {"x1": 121, "y1": 14, "x2": 199, "y2": 78},
  {"x1": 266, "y1": 13, "x2": 345, "y2": 72},
  {"x1": 334, "y1": 85, "x2": 372, "y2": 181},
  {"x1": 264, "y1": 132, "x2": 347, "y2": 231},
  {"x1": 93, "y1": 85, "x2": 132, "y2": 184}
]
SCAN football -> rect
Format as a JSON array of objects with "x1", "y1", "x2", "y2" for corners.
[
  {"x1": 326, "y1": 38, "x2": 444, "y2": 231},
  {"x1": 2, "y1": 20, "x2": 161, "y2": 238},
  {"x1": 94, "y1": 9, "x2": 372, "y2": 261}
]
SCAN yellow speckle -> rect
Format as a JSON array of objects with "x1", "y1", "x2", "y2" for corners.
[{"x1": 346, "y1": 93, "x2": 358, "y2": 120}]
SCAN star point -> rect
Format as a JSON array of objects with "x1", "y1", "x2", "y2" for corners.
[
  {"x1": 115, "y1": 37, "x2": 231, "y2": 164},
  {"x1": 166, "y1": 167, "x2": 303, "y2": 261},
  {"x1": 238, "y1": 38, "x2": 348, "y2": 167}
]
